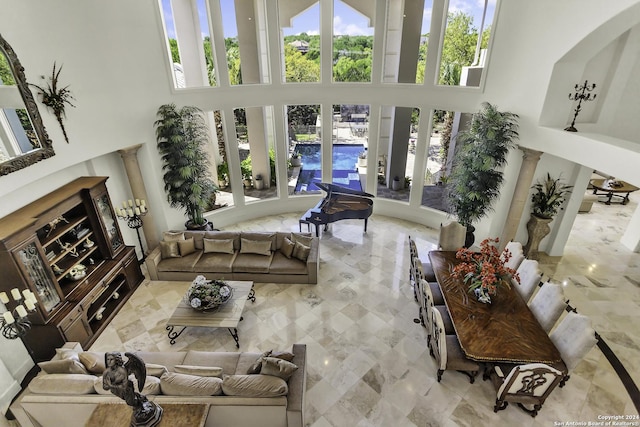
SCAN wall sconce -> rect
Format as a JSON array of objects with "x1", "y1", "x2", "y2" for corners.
[{"x1": 0, "y1": 288, "x2": 38, "y2": 340}]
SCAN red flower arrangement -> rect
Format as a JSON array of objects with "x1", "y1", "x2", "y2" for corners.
[{"x1": 451, "y1": 237, "x2": 520, "y2": 300}]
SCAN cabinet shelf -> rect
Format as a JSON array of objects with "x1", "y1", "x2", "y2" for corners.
[
  {"x1": 49, "y1": 232, "x2": 96, "y2": 266},
  {"x1": 40, "y1": 216, "x2": 89, "y2": 249},
  {"x1": 87, "y1": 278, "x2": 126, "y2": 323}
]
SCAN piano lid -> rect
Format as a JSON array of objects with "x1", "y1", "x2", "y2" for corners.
[{"x1": 315, "y1": 182, "x2": 374, "y2": 198}]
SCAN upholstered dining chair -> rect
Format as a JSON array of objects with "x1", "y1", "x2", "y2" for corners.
[
  {"x1": 487, "y1": 363, "x2": 564, "y2": 417},
  {"x1": 429, "y1": 308, "x2": 479, "y2": 383},
  {"x1": 549, "y1": 311, "x2": 598, "y2": 386},
  {"x1": 501, "y1": 241, "x2": 525, "y2": 271},
  {"x1": 528, "y1": 281, "x2": 567, "y2": 332},
  {"x1": 512, "y1": 259, "x2": 542, "y2": 302},
  {"x1": 438, "y1": 221, "x2": 466, "y2": 251},
  {"x1": 414, "y1": 259, "x2": 444, "y2": 305},
  {"x1": 408, "y1": 236, "x2": 436, "y2": 281},
  {"x1": 420, "y1": 279, "x2": 454, "y2": 338}
]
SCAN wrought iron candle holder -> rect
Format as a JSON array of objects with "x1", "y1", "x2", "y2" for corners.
[
  {"x1": 565, "y1": 80, "x2": 597, "y2": 132},
  {"x1": 116, "y1": 199, "x2": 148, "y2": 262},
  {"x1": 0, "y1": 288, "x2": 38, "y2": 340}
]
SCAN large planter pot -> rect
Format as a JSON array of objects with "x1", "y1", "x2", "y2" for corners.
[
  {"x1": 185, "y1": 219, "x2": 214, "y2": 231},
  {"x1": 290, "y1": 157, "x2": 302, "y2": 167},
  {"x1": 392, "y1": 178, "x2": 402, "y2": 191},
  {"x1": 464, "y1": 225, "x2": 476, "y2": 248},
  {"x1": 254, "y1": 178, "x2": 264, "y2": 190},
  {"x1": 524, "y1": 214, "x2": 553, "y2": 260}
]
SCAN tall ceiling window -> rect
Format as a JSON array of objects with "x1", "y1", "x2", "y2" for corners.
[
  {"x1": 333, "y1": 0, "x2": 374, "y2": 83},
  {"x1": 280, "y1": 2, "x2": 320, "y2": 83}
]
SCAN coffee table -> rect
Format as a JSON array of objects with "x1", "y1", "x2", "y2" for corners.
[
  {"x1": 590, "y1": 178, "x2": 639, "y2": 205},
  {"x1": 166, "y1": 280, "x2": 254, "y2": 348}
]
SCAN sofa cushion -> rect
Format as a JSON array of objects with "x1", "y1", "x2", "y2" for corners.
[
  {"x1": 194, "y1": 252, "x2": 237, "y2": 273},
  {"x1": 269, "y1": 252, "x2": 307, "y2": 275},
  {"x1": 160, "y1": 241, "x2": 181, "y2": 259},
  {"x1": 245, "y1": 350, "x2": 273, "y2": 375},
  {"x1": 222, "y1": 374, "x2": 288, "y2": 397},
  {"x1": 183, "y1": 231, "x2": 204, "y2": 250},
  {"x1": 182, "y1": 351, "x2": 242, "y2": 375},
  {"x1": 94, "y1": 375, "x2": 161, "y2": 395},
  {"x1": 178, "y1": 238, "x2": 196, "y2": 256},
  {"x1": 292, "y1": 242, "x2": 311, "y2": 262},
  {"x1": 204, "y1": 231, "x2": 241, "y2": 251},
  {"x1": 146, "y1": 363, "x2": 168, "y2": 377},
  {"x1": 204, "y1": 238, "x2": 235, "y2": 254},
  {"x1": 175, "y1": 365, "x2": 223, "y2": 378},
  {"x1": 160, "y1": 372, "x2": 223, "y2": 396},
  {"x1": 245, "y1": 350, "x2": 296, "y2": 374},
  {"x1": 290, "y1": 232, "x2": 314, "y2": 247},
  {"x1": 280, "y1": 237, "x2": 295, "y2": 259},
  {"x1": 29, "y1": 374, "x2": 97, "y2": 395},
  {"x1": 240, "y1": 232, "x2": 276, "y2": 251},
  {"x1": 232, "y1": 252, "x2": 274, "y2": 273},
  {"x1": 38, "y1": 358, "x2": 88, "y2": 375},
  {"x1": 79, "y1": 352, "x2": 106, "y2": 374},
  {"x1": 240, "y1": 238, "x2": 272, "y2": 256},
  {"x1": 260, "y1": 357, "x2": 298, "y2": 381},
  {"x1": 157, "y1": 251, "x2": 202, "y2": 272}
]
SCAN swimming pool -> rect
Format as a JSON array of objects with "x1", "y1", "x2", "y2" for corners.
[{"x1": 294, "y1": 143, "x2": 365, "y2": 192}]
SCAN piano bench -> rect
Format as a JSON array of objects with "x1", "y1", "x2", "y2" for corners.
[{"x1": 299, "y1": 210, "x2": 313, "y2": 232}]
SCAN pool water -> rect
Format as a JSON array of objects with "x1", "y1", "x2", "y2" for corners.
[{"x1": 294, "y1": 143, "x2": 365, "y2": 192}]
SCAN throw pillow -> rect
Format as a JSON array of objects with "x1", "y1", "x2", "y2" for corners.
[
  {"x1": 146, "y1": 363, "x2": 168, "y2": 377},
  {"x1": 160, "y1": 241, "x2": 180, "y2": 259},
  {"x1": 292, "y1": 241, "x2": 310, "y2": 262},
  {"x1": 280, "y1": 237, "x2": 295, "y2": 259},
  {"x1": 270, "y1": 350, "x2": 295, "y2": 362},
  {"x1": 240, "y1": 238, "x2": 272, "y2": 256},
  {"x1": 260, "y1": 357, "x2": 298, "y2": 381},
  {"x1": 163, "y1": 231, "x2": 185, "y2": 242},
  {"x1": 28, "y1": 374, "x2": 97, "y2": 395},
  {"x1": 174, "y1": 365, "x2": 223, "y2": 377},
  {"x1": 178, "y1": 238, "x2": 196, "y2": 256},
  {"x1": 203, "y1": 238, "x2": 235, "y2": 254},
  {"x1": 38, "y1": 358, "x2": 88, "y2": 375},
  {"x1": 290, "y1": 232, "x2": 314, "y2": 247},
  {"x1": 160, "y1": 372, "x2": 223, "y2": 396},
  {"x1": 246, "y1": 350, "x2": 273, "y2": 374},
  {"x1": 221, "y1": 374, "x2": 288, "y2": 397},
  {"x1": 79, "y1": 352, "x2": 106, "y2": 374}
]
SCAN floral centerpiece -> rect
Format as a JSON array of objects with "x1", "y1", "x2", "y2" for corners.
[
  {"x1": 450, "y1": 237, "x2": 520, "y2": 304},
  {"x1": 184, "y1": 275, "x2": 233, "y2": 311}
]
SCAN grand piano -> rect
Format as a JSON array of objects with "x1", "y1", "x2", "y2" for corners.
[{"x1": 300, "y1": 182, "x2": 374, "y2": 237}]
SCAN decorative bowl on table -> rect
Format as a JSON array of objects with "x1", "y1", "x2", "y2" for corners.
[{"x1": 184, "y1": 275, "x2": 233, "y2": 312}]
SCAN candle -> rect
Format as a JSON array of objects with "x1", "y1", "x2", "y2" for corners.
[
  {"x1": 3, "y1": 312, "x2": 15, "y2": 324},
  {"x1": 11, "y1": 288, "x2": 21, "y2": 300},
  {"x1": 128, "y1": 199, "x2": 133, "y2": 207},
  {"x1": 140, "y1": 205, "x2": 146, "y2": 213},
  {"x1": 135, "y1": 199, "x2": 140, "y2": 206},
  {"x1": 120, "y1": 208, "x2": 126, "y2": 217},
  {"x1": 16, "y1": 305, "x2": 28, "y2": 318},
  {"x1": 135, "y1": 207, "x2": 141, "y2": 216},
  {"x1": 25, "y1": 299, "x2": 35, "y2": 311},
  {"x1": 122, "y1": 201, "x2": 127, "y2": 209},
  {"x1": 0, "y1": 292, "x2": 8, "y2": 304},
  {"x1": 140, "y1": 199, "x2": 146, "y2": 206},
  {"x1": 22, "y1": 289, "x2": 31, "y2": 299},
  {"x1": 128, "y1": 208, "x2": 133, "y2": 217}
]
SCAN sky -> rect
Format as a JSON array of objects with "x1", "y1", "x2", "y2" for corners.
[{"x1": 161, "y1": 0, "x2": 495, "y2": 40}]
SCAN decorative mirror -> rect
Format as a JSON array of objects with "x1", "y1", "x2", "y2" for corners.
[{"x1": 0, "y1": 32, "x2": 54, "y2": 176}]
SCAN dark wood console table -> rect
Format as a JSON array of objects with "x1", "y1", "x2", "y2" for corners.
[
  {"x1": 428, "y1": 250, "x2": 563, "y2": 364},
  {"x1": 590, "y1": 178, "x2": 639, "y2": 205}
]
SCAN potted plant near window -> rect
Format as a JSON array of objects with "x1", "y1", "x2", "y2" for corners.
[
  {"x1": 155, "y1": 103, "x2": 218, "y2": 230},
  {"x1": 217, "y1": 162, "x2": 229, "y2": 188},
  {"x1": 290, "y1": 151, "x2": 302, "y2": 167},
  {"x1": 392, "y1": 175, "x2": 402, "y2": 191},
  {"x1": 357, "y1": 151, "x2": 367, "y2": 167},
  {"x1": 445, "y1": 102, "x2": 519, "y2": 247},
  {"x1": 254, "y1": 174, "x2": 264, "y2": 190},
  {"x1": 524, "y1": 173, "x2": 572, "y2": 259},
  {"x1": 241, "y1": 156, "x2": 252, "y2": 188}
]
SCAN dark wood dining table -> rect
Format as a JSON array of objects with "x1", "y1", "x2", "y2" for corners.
[{"x1": 428, "y1": 250, "x2": 563, "y2": 365}]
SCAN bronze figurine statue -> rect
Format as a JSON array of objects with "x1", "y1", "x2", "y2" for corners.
[{"x1": 103, "y1": 352, "x2": 163, "y2": 427}]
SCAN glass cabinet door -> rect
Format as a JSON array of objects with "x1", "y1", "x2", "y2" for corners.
[
  {"x1": 15, "y1": 240, "x2": 63, "y2": 314},
  {"x1": 95, "y1": 193, "x2": 123, "y2": 257}
]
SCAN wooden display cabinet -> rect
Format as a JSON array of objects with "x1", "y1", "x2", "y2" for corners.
[{"x1": 0, "y1": 177, "x2": 143, "y2": 361}]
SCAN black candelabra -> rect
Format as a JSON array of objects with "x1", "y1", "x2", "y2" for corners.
[
  {"x1": 1, "y1": 288, "x2": 38, "y2": 340},
  {"x1": 116, "y1": 199, "x2": 148, "y2": 262},
  {"x1": 565, "y1": 80, "x2": 597, "y2": 132}
]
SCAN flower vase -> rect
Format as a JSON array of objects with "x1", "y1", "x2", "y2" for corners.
[{"x1": 474, "y1": 287, "x2": 491, "y2": 304}]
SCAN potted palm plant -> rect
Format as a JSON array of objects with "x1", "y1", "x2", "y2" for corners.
[
  {"x1": 155, "y1": 103, "x2": 218, "y2": 230},
  {"x1": 445, "y1": 102, "x2": 519, "y2": 247},
  {"x1": 524, "y1": 173, "x2": 573, "y2": 258}
]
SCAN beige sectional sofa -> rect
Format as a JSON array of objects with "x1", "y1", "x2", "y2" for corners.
[
  {"x1": 145, "y1": 230, "x2": 319, "y2": 284},
  {"x1": 11, "y1": 342, "x2": 307, "y2": 427}
]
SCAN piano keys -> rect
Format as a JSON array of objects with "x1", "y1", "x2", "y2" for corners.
[{"x1": 300, "y1": 182, "x2": 374, "y2": 237}]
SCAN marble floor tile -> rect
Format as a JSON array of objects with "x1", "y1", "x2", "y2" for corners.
[{"x1": 90, "y1": 196, "x2": 640, "y2": 426}]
